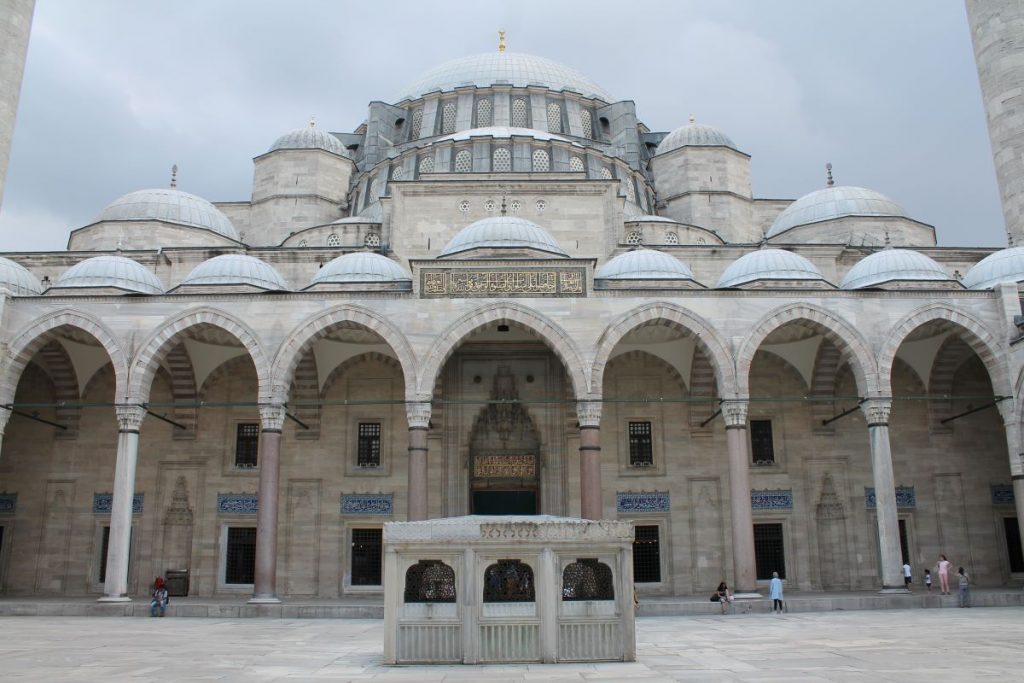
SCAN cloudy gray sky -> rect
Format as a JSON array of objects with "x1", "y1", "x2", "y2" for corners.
[{"x1": 0, "y1": 0, "x2": 1007, "y2": 251}]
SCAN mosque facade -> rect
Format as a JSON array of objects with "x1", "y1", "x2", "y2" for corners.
[{"x1": 0, "y1": 14, "x2": 1023, "y2": 603}]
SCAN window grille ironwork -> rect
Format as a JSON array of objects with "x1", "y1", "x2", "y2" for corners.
[
  {"x1": 569, "y1": 156, "x2": 585, "y2": 173},
  {"x1": 476, "y1": 98, "x2": 492, "y2": 127},
  {"x1": 750, "y1": 420, "x2": 775, "y2": 465},
  {"x1": 391, "y1": 166, "x2": 404, "y2": 181},
  {"x1": 511, "y1": 97, "x2": 528, "y2": 127},
  {"x1": 454, "y1": 150, "x2": 472, "y2": 173},
  {"x1": 625, "y1": 231, "x2": 643, "y2": 246},
  {"x1": 509, "y1": 199, "x2": 521, "y2": 213},
  {"x1": 484, "y1": 199, "x2": 497, "y2": 213},
  {"x1": 368, "y1": 178, "x2": 380, "y2": 202},
  {"x1": 580, "y1": 110, "x2": 593, "y2": 137},
  {"x1": 410, "y1": 109, "x2": 423, "y2": 139},
  {"x1": 326, "y1": 233, "x2": 341, "y2": 247},
  {"x1": 441, "y1": 101, "x2": 457, "y2": 134},
  {"x1": 623, "y1": 177, "x2": 636, "y2": 202},
  {"x1": 351, "y1": 528, "x2": 383, "y2": 586},
  {"x1": 404, "y1": 560, "x2": 456, "y2": 603},
  {"x1": 364, "y1": 233, "x2": 380, "y2": 248},
  {"x1": 357, "y1": 422, "x2": 381, "y2": 467},
  {"x1": 562, "y1": 559, "x2": 614, "y2": 600},
  {"x1": 483, "y1": 560, "x2": 535, "y2": 602},
  {"x1": 419, "y1": 156, "x2": 434, "y2": 174},
  {"x1": 633, "y1": 525, "x2": 661, "y2": 583},
  {"x1": 628, "y1": 421, "x2": 653, "y2": 467},
  {"x1": 600, "y1": 167, "x2": 613, "y2": 180},
  {"x1": 753, "y1": 523, "x2": 785, "y2": 580},
  {"x1": 665, "y1": 232, "x2": 678, "y2": 245},
  {"x1": 225, "y1": 527, "x2": 257, "y2": 584},
  {"x1": 532, "y1": 149, "x2": 550, "y2": 172},
  {"x1": 234, "y1": 423, "x2": 259, "y2": 468},
  {"x1": 535, "y1": 199, "x2": 547, "y2": 213},
  {"x1": 546, "y1": 102, "x2": 562, "y2": 133},
  {"x1": 493, "y1": 147, "x2": 511, "y2": 172}
]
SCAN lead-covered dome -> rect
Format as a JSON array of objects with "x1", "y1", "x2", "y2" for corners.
[
  {"x1": 269, "y1": 124, "x2": 349, "y2": 157},
  {"x1": 717, "y1": 249, "x2": 825, "y2": 288},
  {"x1": 55, "y1": 255, "x2": 163, "y2": 294},
  {"x1": 179, "y1": 254, "x2": 288, "y2": 291},
  {"x1": 962, "y1": 246, "x2": 1024, "y2": 289},
  {"x1": 310, "y1": 252, "x2": 412, "y2": 285},
  {"x1": 396, "y1": 51, "x2": 612, "y2": 102},
  {"x1": 841, "y1": 249, "x2": 954, "y2": 289},
  {"x1": 97, "y1": 188, "x2": 239, "y2": 240},
  {"x1": 441, "y1": 216, "x2": 568, "y2": 257},
  {"x1": 596, "y1": 248, "x2": 695, "y2": 280},
  {"x1": 656, "y1": 118, "x2": 737, "y2": 154},
  {"x1": 767, "y1": 186, "x2": 908, "y2": 239},
  {"x1": 0, "y1": 257, "x2": 43, "y2": 295}
]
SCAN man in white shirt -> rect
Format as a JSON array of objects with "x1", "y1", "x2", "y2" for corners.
[{"x1": 902, "y1": 562, "x2": 912, "y2": 589}]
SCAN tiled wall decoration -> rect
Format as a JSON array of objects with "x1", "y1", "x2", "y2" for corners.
[
  {"x1": 991, "y1": 484, "x2": 1015, "y2": 505},
  {"x1": 341, "y1": 493, "x2": 393, "y2": 515},
  {"x1": 616, "y1": 491, "x2": 670, "y2": 513},
  {"x1": 865, "y1": 486, "x2": 916, "y2": 509},
  {"x1": 751, "y1": 489, "x2": 793, "y2": 510},
  {"x1": 93, "y1": 493, "x2": 144, "y2": 514},
  {"x1": 0, "y1": 492, "x2": 16, "y2": 514},
  {"x1": 217, "y1": 494, "x2": 258, "y2": 515}
]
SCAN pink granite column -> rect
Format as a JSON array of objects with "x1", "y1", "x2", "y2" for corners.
[
  {"x1": 406, "y1": 401, "x2": 431, "y2": 521},
  {"x1": 99, "y1": 404, "x2": 146, "y2": 602},
  {"x1": 723, "y1": 400, "x2": 757, "y2": 593},
  {"x1": 251, "y1": 404, "x2": 285, "y2": 603},
  {"x1": 577, "y1": 401, "x2": 603, "y2": 520},
  {"x1": 861, "y1": 398, "x2": 906, "y2": 591}
]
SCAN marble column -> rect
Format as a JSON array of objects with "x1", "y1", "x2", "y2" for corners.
[
  {"x1": 577, "y1": 401, "x2": 602, "y2": 520},
  {"x1": 0, "y1": 0, "x2": 35, "y2": 208},
  {"x1": 861, "y1": 399, "x2": 905, "y2": 590},
  {"x1": 406, "y1": 401, "x2": 431, "y2": 522},
  {"x1": 723, "y1": 400, "x2": 757, "y2": 593},
  {"x1": 99, "y1": 404, "x2": 146, "y2": 602},
  {"x1": 996, "y1": 399, "x2": 1024, "y2": 557},
  {"x1": 251, "y1": 404, "x2": 285, "y2": 603}
]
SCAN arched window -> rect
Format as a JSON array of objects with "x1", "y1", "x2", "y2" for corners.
[
  {"x1": 364, "y1": 232, "x2": 380, "y2": 248},
  {"x1": 410, "y1": 109, "x2": 423, "y2": 140},
  {"x1": 600, "y1": 167, "x2": 613, "y2": 180},
  {"x1": 665, "y1": 231, "x2": 679, "y2": 245},
  {"x1": 454, "y1": 149, "x2": 472, "y2": 173},
  {"x1": 327, "y1": 233, "x2": 341, "y2": 247},
  {"x1": 579, "y1": 110, "x2": 593, "y2": 138},
  {"x1": 546, "y1": 101, "x2": 562, "y2": 133},
  {"x1": 368, "y1": 178, "x2": 380, "y2": 202},
  {"x1": 511, "y1": 97, "x2": 528, "y2": 127},
  {"x1": 483, "y1": 560, "x2": 535, "y2": 602},
  {"x1": 419, "y1": 156, "x2": 435, "y2": 174},
  {"x1": 391, "y1": 166, "x2": 404, "y2": 181},
  {"x1": 561, "y1": 559, "x2": 614, "y2": 601},
  {"x1": 622, "y1": 177, "x2": 636, "y2": 203},
  {"x1": 404, "y1": 560, "x2": 456, "y2": 603},
  {"x1": 297, "y1": 240, "x2": 308, "y2": 248},
  {"x1": 532, "y1": 149, "x2": 550, "y2": 172},
  {"x1": 476, "y1": 98, "x2": 492, "y2": 127},
  {"x1": 441, "y1": 101, "x2": 457, "y2": 134},
  {"x1": 569, "y1": 156, "x2": 585, "y2": 173},
  {"x1": 625, "y1": 231, "x2": 643, "y2": 246},
  {"x1": 492, "y1": 147, "x2": 511, "y2": 172}
]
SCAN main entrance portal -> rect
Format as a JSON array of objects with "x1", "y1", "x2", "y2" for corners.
[{"x1": 472, "y1": 490, "x2": 538, "y2": 515}]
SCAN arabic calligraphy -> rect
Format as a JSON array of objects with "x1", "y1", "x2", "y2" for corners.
[{"x1": 421, "y1": 269, "x2": 586, "y2": 297}]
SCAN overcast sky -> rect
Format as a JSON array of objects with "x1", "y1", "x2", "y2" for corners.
[{"x1": 0, "y1": 0, "x2": 1007, "y2": 251}]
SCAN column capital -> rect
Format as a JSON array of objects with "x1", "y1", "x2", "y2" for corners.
[
  {"x1": 722, "y1": 400, "x2": 748, "y2": 428},
  {"x1": 259, "y1": 404, "x2": 286, "y2": 432},
  {"x1": 115, "y1": 404, "x2": 146, "y2": 431},
  {"x1": 406, "y1": 401, "x2": 431, "y2": 429},
  {"x1": 576, "y1": 401, "x2": 601, "y2": 428},
  {"x1": 860, "y1": 398, "x2": 891, "y2": 427}
]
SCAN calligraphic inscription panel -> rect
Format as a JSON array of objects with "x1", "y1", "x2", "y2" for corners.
[
  {"x1": 421, "y1": 268, "x2": 586, "y2": 298},
  {"x1": 474, "y1": 454, "x2": 536, "y2": 478}
]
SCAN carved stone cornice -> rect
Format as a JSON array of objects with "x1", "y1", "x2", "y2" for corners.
[
  {"x1": 259, "y1": 404, "x2": 287, "y2": 432},
  {"x1": 406, "y1": 402, "x2": 431, "y2": 429},
  {"x1": 722, "y1": 400, "x2": 748, "y2": 428},
  {"x1": 115, "y1": 404, "x2": 146, "y2": 431},
  {"x1": 860, "y1": 398, "x2": 891, "y2": 427},
  {"x1": 576, "y1": 401, "x2": 602, "y2": 428}
]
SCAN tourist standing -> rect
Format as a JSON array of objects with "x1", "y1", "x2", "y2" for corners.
[
  {"x1": 902, "y1": 561, "x2": 912, "y2": 589},
  {"x1": 957, "y1": 567, "x2": 971, "y2": 608},
  {"x1": 769, "y1": 571, "x2": 784, "y2": 613},
  {"x1": 937, "y1": 554, "x2": 952, "y2": 595}
]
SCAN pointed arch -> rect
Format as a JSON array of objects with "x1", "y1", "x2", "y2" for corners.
[
  {"x1": 289, "y1": 351, "x2": 320, "y2": 439},
  {"x1": 809, "y1": 339, "x2": 843, "y2": 430},
  {"x1": 38, "y1": 341, "x2": 82, "y2": 438}
]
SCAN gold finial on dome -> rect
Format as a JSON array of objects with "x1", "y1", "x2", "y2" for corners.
[
  {"x1": 309, "y1": 115, "x2": 316, "y2": 128},
  {"x1": 498, "y1": 30, "x2": 506, "y2": 53},
  {"x1": 170, "y1": 164, "x2": 178, "y2": 189},
  {"x1": 689, "y1": 114, "x2": 696, "y2": 124},
  {"x1": 825, "y1": 162, "x2": 834, "y2": 187}
]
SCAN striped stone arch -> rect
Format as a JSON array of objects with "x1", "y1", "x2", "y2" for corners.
[
  {"x1": 603, "y1": 350, "x2": 688, "y2": 393},
  {"x1": 879, "y1": 303, "x2": 1009, "y2": 398},
  {"x1": 272, "y1": 304, "x2": 417, "y2": 403},
  {"x1": 2, "y1": 309, "x2": 129, "y2": 406},
  {"x1": 322, "y1": 352, "x2": 404, "y2": 398},
  {"x1": 198, "y1": 354, "x2": 258, "y2": 398},
  {"x1": 417, "y1": 302, "x2": 588, "y2": 399},
  {"x1": 736, "y1": 303, "x2": 876, "y2": 397},
  {"x1": 128, "y1": 307, "x2": 272, "y2": 403},
  {"x1": 591, "y1": 302, "x2": 734, "y2": 399},
  {"x1": 38, "y1": 341, "x2": 82, "y2": 439}
]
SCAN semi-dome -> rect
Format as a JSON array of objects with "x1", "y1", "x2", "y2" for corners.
[
  {"x1": 767, "y1": 186, "x2": 908, "y2": 239},
  {"x1": 0, "y1": 257, "x2": 43, "y2": 295},
  {"x1": 310, "y1": 252, "x2": 411, "y2": 285},
  {"x1": 55, "y1": 255, "x2": 163, "y2": 294},
  {"x1": 656, "y1": 118, "x2": 737, "y2": 155},
  {"x1": 962, "y1": 246, "x2": 1024, "y2": 289},
  {"x1": 717, "y1": 249, "x2": 825, "y2": 288},
  {"x1": 440, "y1": 216, "x2": 568, "y2": 257},
  {"x1": 396, "y1": 51, "x2": 612, "y2": 102},
  {"x1": 268, "y1": 124, "x2": 349, "y2": 157},
  {"x1": 97, "y1": 188, "x2": 239, "y2": 240},
  {"x1": 179, "y1": 254, "x2": 288, "y2": 291},
  {"x1": 596, "y1": 248, "x2": 695, "y2": 280},
  {"x1": 841, "y1": 249, "x2": 954, "y2": 289}
]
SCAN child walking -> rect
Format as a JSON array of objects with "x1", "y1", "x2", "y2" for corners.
[{"x1": 924, "y1": 569, "x2": 932, "y2": 593}]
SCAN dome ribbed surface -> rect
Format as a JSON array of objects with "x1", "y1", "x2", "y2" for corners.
[
  {"x1": 0, "y1": 257, "x2": 43, "y2": 295},
  {"x1": 717, "y1": 249, "x2": 824, "y2": 288},
  {"x1": 962, "y1": 246, "x2": 1024, "y2": 289},
  {"x1": 596, "y1": 249, "x2": 694, "y2": 280},
  {"x1": 441, "y1": 216, "x2": 568, "y2": 257},
  {"x1": 97, "y1": 188, "x2": 239, "y2": 240},
  {"x1": 767, "y1": 186, "x2": 907, "y2": 238},
  {"x1": 396, "y1": 51, "x2": 612, "y2": 102},
  {"x1": 656, "y1": 121, "x2": 737, "y2": 154},
  {"x1": 311, "y1": 252, "x2": 411, "y2": 285},
  {"x1": 840, "y1": 249, "x2": 953, "y2": 289},
  {"x1": 180, "y1": 254, "x2": 288, "y2": 291},
  {"x1": 269, "y1": 126, "x2": 349, "y2": 157},
  {"x1": 56, "y1": 255, "x2": 164, "y2": 294}
]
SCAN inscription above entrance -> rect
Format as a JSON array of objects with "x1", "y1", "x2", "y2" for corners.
[
  {"x1": 421, "y1": 268, "x2": 586, "y2": 297},
  {"x1": 474, "y1": 454, "x2": 537, "y2": 478}
]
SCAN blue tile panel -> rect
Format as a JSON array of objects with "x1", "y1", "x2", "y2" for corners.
[
  {"x1": 616, "y1": 491, "x2": 670, "y2": 513},
  {"x1": 864, "y1": 486, "x2": 916, "y2": 509},
  {"x1": 93, "y1": 493, "x2": 144, "y2": 514},
  {"x1": 0, "y1": 492, "x2": 16, "y2": 514},
  {"x1": 217, "y1": 494, "x2": 258, "y2": 515},
  {"x1": 751, "y1": 489, "x2": 793, "y2": 510},
  {"x1": 991, "y1": 484, "x2": 1015, "y2": 505},
  {"x1": 341, "y1": 494, "x2": 394, "y2": 515}
]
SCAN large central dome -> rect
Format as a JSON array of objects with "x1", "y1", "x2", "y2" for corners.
[{"x1": 396, "y1": 51, "x2": 612, "y2": 102}]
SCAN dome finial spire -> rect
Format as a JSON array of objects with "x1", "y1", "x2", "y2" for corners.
[
  {"x1": 689, "y1": 114, "x2": 696, "y2": 124},
  {"x1": 309, "y1": 115, "x2": 316, "y2": 128},
  {"x1": 500, "y1": 193, "x2": 508, "y2": 216},
  {"x1": 498, "y1": 30, "x2": 506, "y2": 53},
  {"x1": 170, "y1": 164, "x2": 178, "y2": 189},
  {"x1": 825, "y1": 162, "x2": 834, "y2": 187}
]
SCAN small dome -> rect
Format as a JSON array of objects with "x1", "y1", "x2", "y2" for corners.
[
  {"x1": 441, "y1": 216, "x2": 568, "y2": 257},
  {"x1": 97, "y1": 188, "x2": 239, "y2": 240},
  {"x1": 656, "y1": 119, "x2": 737, "y2": 155},
  {"x1": 55, "y1": 255, "x2": 163, "y2": 294},
  {"x1": 767, "y1": 186, "x2": 908, "y2": 239},
  {"x1": 434, "y1": 126, "x2": 574, "y2": 144},
  {"x1": 269, "y1": 125, "x2": 349, "y2": 157},
  {"x1": 596, "y1": 248, "x2": 695, "y2": 280},
  {"x1": 179, "y1": 254, "x2": 288, "y2": 291},
  {"x1": 0, "y1": 257, "x2": 43, "y2": 295},
  {"x1": 962, "y1": 246, "x2": 1024, "y2": 289},
  {"x1": 717, "y1": 249, "x2": 825, "y2": 288},
  {"x1": 841, "y1": 249, "x2": 954, "y2": 289},
  {"x1": 310, "y1": 252, "x2": 411, "y2": 285}
]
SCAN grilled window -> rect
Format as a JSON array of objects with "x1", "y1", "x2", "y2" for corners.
[
  {"x1": 404, "y1": 560, "x2": 456, "y2": 603},
  {"x1": 419, "y1": 156, "x2": 435, "y2": 174},
  {"x1": 579, "y1": 109, "x2": 593, "y2": 138},
  {"x1": 454, "y1": 149, "x2": 472, "y2": 173},
  {"x1": 483, "y1": 560, "x2": 535, "y2": 602},
  {"x1": 441, "y1": 101, "x2": 457, "y2": 134},
  {"x1": 546, "y1": 101, "x2": 562, "y2": 133},
  {"x1": 476, "y1": 98, "x2": 492, "y2": 127},
  {"x1": 225, "y1": 527, "x2": 256, "y2": 584},
  {"x1": 562, "y1": 559, "x2": 614, "y2": 600},
  {"x1": 628, "y1": 421, "x2": 653, "y2": 467},
  {"x1": 753, "y1": 523, "x2": 785, "y2": 580},
  {"x1": 750, "y1": 420, "x2": 775, "y2": 465},
  {"x1": 531, "y1": 149, "x2": 550, "y2": 172},
  {"x1": 511, "y1": 97, "x2": 528, "y2": 127},
  {"x1": 569, "y1": 156, "x2": 585, "y2": 173},
  {"x1": 493, "y1": 147, "x2": 511, "y2": 172},
  {"x1": 410, "y1": 109, "x2": 423, "y2": 139},
  {"x1": 633, "y1": 525, "x2": 661, "y2": 583},
  {"x1": 234, "y1": 423, "x2": 259, "y2": 468},
  {"x1": 351, "y1": 528, "x2": 383, "y2": 586},
  {"x1": 357, "y1": 422, "x2": 381, "y2": 467}
]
